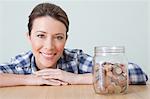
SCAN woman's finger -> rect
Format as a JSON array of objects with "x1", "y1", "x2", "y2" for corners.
[
  {"x1": 34, "y1": 69, "x2": 61, "y2": 76},
  {"x1": 44, "y1": 79, "x2": 69, "y2": 86},
  {"x1": 41, "y1": 74, "x2": 61, "y2": 80},
  {"x1": 36, "y1": 69, "x2": 60, "y2": 73},
  {"x1": 44, "y1": 79, "x2": 61, "y2": 86}
]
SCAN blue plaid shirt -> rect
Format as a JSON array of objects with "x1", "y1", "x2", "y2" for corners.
[{"x1": 0, "y1": 49, "x2": 148, "y2": 85}]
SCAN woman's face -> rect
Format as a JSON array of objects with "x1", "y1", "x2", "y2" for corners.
[{"x1": 28, "y1": 16, "x2": 67, "y2": 69}]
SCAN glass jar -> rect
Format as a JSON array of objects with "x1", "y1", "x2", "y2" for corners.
[{"x1": 93, "y1": 46, "x2": 128, "y2": 94}]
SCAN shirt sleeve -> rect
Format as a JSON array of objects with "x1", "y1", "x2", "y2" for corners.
[
  {"x1": 0, "y1": 51, "x2": 32, "y2": 74},
  {"x1": 77, "y1": 50, "x2": 93, "y2": 74},
  {"x1": 128, "y1": 62, "x2": 148, "y2": 85},
  {"x1": 0, "y1": 62, "x2": 17, "y2": 74}
]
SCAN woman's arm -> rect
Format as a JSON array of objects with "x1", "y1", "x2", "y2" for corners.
[
  {"x1": 0, "y1": 73, "x2": 30, "y2": 87},
  {"x1": 0, "y1": 73, "x2": 68, "y2": 87}
]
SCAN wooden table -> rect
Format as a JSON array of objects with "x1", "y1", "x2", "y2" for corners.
[{"x1": 0, "y1": 84, "x2": 149, "y2": 99}]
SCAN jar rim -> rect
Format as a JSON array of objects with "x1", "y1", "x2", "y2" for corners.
[{"x1": 94, "y1": 46, "x2": 125, "y2": 53}]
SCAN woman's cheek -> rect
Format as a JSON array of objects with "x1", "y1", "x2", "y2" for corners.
[
  {"x1": 56, "y1": 43, "x2": 65, "y2": 52},
  {"x1": 31, "y1": 40, "x2": 42, "y2": 51}
]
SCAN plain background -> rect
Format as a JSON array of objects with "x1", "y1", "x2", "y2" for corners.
[{"x1": 0, "y1": 0, "x2": 150, "y2": 78}]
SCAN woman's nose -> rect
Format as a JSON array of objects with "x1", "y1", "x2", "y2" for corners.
[{"x1": 44, "y1": 38, "x2": 54, "y2": 50}]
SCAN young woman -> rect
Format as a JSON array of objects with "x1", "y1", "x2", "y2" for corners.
[{"x1": 0, "y1": 2, "x2": 148, "y2": 87}]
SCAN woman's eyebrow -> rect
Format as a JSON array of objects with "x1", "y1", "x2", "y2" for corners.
[
  {"x1": 55, "y1": 33, "x2": 65, "y2": 36},
  {"x1": 35, "y1": 30, "x2": 47, "y2": 33},
  {"x1": 34, "y1": 31, "x2": 65, "y2": 36}
]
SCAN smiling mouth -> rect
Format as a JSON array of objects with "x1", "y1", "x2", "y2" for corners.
[{"x1": 40, "y1": 52, "x2": 57, "y2": 59}]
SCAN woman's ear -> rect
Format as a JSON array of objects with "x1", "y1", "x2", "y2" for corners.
[{"x1": 26, "y1": 32, "x2": 31, "y2": 43}]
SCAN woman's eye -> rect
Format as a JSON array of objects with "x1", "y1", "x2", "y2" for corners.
[
  {"x1": 56, "y1": 36, "x2": 64, "y2": 40},
  {"x1": 37, "y1": 34, "x2": 45, "y2": 38}
]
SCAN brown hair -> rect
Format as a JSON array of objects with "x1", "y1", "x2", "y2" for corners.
[{"x1": 28, "y1": 3, "x2": 69, "y2": 36}]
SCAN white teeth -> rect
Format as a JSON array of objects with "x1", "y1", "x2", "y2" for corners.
[{"x1": 42, "y1": 52, "x2": 55, "y2": 58}]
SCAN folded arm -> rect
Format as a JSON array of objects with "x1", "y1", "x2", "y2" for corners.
[
  {"x1": 0, "y1": 73, "x2": 68, "y2": 87},
  {"x1": 35, "y1": 69, "x2": 93, "y2": 85}
]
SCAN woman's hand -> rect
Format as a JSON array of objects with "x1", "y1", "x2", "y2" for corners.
[
  {"x1": 34, "y1": 69, "x2": 93, "y2": 85},
  {"x1": 25, "y1": 74, "x2": 69, "y2": 86},
  {"x1": 34, "y1": 69, "x2": 78, "y2": 85}
]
